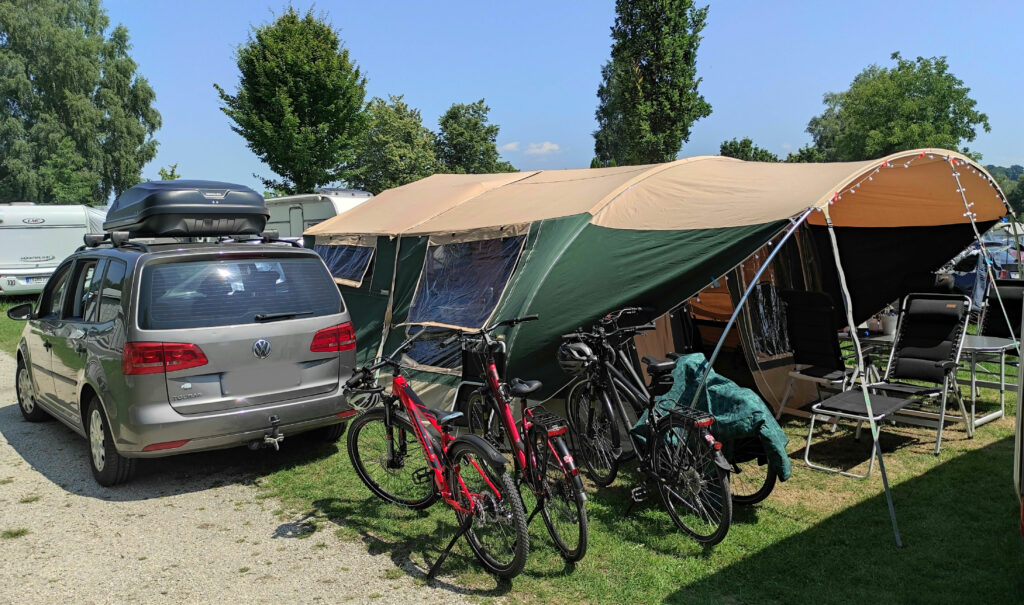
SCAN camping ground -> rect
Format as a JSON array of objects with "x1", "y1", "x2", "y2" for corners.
[{"x1": 1, "y1": 297, "x2": 1021, "y2": 603}]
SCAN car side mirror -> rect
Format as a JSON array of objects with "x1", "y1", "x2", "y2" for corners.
[{"x1": 6, "y1": 302, "x2": 33, "y2": 321}]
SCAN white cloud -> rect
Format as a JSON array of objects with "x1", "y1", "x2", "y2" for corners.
[
  {"x1": 781, "y1": 142, "x2": 793, "y2": 151},
  {"x1": 524, "y1": 141, "x2": 561, "y2": 156},
  {"x1": 500, "y1": 141, "x2": 520, "y2": 152}
]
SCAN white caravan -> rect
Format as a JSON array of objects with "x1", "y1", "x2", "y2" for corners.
[
  {"x1": 0, "y1": 203, "x2": 106, "y2": 295},
  {"x1": 265, "y1": 189, "x2": 372, "y2": 243}
]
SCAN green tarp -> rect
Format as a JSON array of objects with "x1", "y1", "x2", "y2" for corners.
[{"x1": 632, "y1": 353, "x2": 792, "y2": 481}]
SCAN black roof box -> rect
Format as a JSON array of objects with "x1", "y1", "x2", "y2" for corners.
[{"x1": 103, "y1": 180, "x2": 269, "y2": 236}]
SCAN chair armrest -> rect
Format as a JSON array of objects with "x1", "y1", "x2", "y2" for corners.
[{"x1": 936, "y1": 360, "x2": 959, "y2": 371}]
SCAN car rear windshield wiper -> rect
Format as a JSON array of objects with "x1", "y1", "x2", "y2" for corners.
[{"x1": 254, "y1": 310, "x2": 313, "y2": 322}]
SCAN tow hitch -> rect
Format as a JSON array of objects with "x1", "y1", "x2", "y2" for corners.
[{"x1": 250, "y1": 415, "x2": 285, "y2": 451}]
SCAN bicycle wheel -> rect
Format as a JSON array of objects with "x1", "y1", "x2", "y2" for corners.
[
  {"x1": 347, "y1": 407, "x2": 439, "y2": 509},
  {"x1": 467, "y1": 390, "x2": 506, "y2": 450},
  {"x1": 448, "y1": 440, "x2": 529, "y2": 579},
  {"x1": 652, "y1": 415, "x2": 732, "y2": 545},
  {"x1": 565, "y1": 380, "x2": 620, "y2": 487},
  {"x1": 532, "y1": 428, "x2": 588, "y2": 562},
  {"x1": 729, "y1": 438, "x2": 777, "y2": 506}
]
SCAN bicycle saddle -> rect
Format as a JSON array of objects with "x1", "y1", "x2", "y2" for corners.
[
  {"x1": 510, "y1": 378, "x2": 542, "y2": 397},
  {"x1": 641, "y1": 355, "x2": 676, "y2": 375}
]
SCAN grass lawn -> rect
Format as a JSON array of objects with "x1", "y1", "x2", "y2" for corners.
[
  {"x1": 0, "y1": 295, "x2": 34, "y2": 356},
  {"x1": 258, "y1": 385, "x2": 1024, "y2": 604},
  {"x1": 0, "y1": 301, "x2": 1020, "y2": 602}
]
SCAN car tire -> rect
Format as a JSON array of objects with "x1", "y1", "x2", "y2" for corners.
[
  {"x1": 86, "y1": 396, "x2": 136, "y2": 486},
  {"x1": 308, "y1": 421, "x2": 347, "y2": 443},
  {"x1": 16, "y1": 358, "x2": 50, "y2": 422}
]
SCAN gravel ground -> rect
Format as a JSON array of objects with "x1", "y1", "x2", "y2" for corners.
[{"x1": 0, "y1": 351, "x2": 475, "y2": 604}]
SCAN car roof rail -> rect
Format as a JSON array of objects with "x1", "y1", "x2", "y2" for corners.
[{"x1": 80, "y1": 232, "x2": 152, "y2": 252}]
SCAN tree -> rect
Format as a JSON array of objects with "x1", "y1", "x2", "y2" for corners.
[
  {"x1": 719, "y1": 138, "x2": 779, "y2": 162},
  {"x1": 434, "y1": 100, "x2": 516, "y2": 174},
  {"x1": 214, "y1": 8, "x2": 367, "y2": 194},
  {"x1": 784, "y1": 144, "x2": 828, "y2": 163},
  {"x1": 349, "y1": 95, "x2": 438, "y2": 194},
  {"x1": 158, "y1": 163, "x2": 180, "y2": 180},
  {"x1": 1008, "y1": 186, "x2": 1024, "y2": 216},
  {"x1": 803, "y1": 53, "x2": 990, "y2": 162},
  {"x1": 592, "y1": 0, "x2": 712, "y2": 166},
  {"x1": 0, "y1": 0, "x2": 161, "y2": 203}
]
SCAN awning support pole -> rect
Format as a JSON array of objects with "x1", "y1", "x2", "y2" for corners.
[
  {"x1": 824, "y1": 213, "x2": 903, "y2": 546},
  {"x1": 949, "y1": 158, "x2": 1020, "y2": 353},
  {"x1": 689, "y1": 208, "x2": 813, "y2": 409}
]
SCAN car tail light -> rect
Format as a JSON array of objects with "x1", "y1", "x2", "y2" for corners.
[
  {"x1": 335, "y1": 410, "x2": 358, "y2": 420},
  {"x1": 142, "y1": 439, "x2": 190, "y2": 452},
  {"x1": 310, "y1": 322, "x2": 356, "y2": 352},
  {"x1": 122, "y1": 342, "x2": 208, "y2": 375}
]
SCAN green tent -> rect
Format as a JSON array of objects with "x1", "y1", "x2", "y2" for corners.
[{"x1": 306, "y1": 150, "x2": 1008, "y2": 406}]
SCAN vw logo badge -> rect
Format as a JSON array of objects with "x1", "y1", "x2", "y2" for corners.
[{"x1": 253, "y1": 339, "x2": 271, "y2": 359}]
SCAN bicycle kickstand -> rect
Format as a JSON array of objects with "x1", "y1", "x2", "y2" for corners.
[
  {"x1": 526, "y1": 500, "x2": 543, "y2": 526},
  {"x1": 427, "y1": 514, "x2": 474, "y2": 578}
]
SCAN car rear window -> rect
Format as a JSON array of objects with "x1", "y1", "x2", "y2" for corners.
[{"x1": 137, "y1": 256, "x2": 342, "y2": 330}]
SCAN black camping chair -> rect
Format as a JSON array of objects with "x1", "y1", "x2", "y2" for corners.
[
  {"x1": 804, "y1": 293, "x2": 972, "y2": 478},
  {"x1": 776, "y1": 290, "x2": 856, "y2": 418},
  {"x1": 980, "y1": 279, "x2": 1024, "y2": 338},
  {"x1": 968, "y1": 278, "x2": 1024, "y2": 421}
]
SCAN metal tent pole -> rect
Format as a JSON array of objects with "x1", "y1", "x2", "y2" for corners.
[
  {"x1": 824, "y1": 212, "x2": 903, "y2": 547},
  {"x1": 689, "y1": 208, "x2": 813, "y2": 409},
  {"x1": 949, "y1": 158, "x2": 1020, "y2": 353}
]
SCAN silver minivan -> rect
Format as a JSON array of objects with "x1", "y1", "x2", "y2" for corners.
[{"x1": 8, "y1": 238, "x2": 358, "y2": 485}]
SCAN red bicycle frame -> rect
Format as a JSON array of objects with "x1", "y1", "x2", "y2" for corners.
[
  {"x1": 482, "y1": 360, "x2": 577, "y2": 486},
  {"x1": 391, "y1": 375, "x2": 500, "y2": 515}
]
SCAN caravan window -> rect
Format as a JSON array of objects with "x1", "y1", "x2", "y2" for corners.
[
  {"x1": 407, "y1": 236, "x2": 526, "y2": 329},
  {"x1": 315, "y1": 244, "x2": 374, "y2": 287}
]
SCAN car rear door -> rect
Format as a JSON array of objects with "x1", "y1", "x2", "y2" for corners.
[{"x1": 133, "y1": 252, "x2": 351, "y2": 415}]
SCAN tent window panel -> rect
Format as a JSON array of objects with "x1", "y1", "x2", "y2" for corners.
[
  {"x1": 407, "y1": 235, "x2": 526, "y2": 329},
  {"x1": 315, "y1": 244, "x2": 374, "y2": 286},
  {"x1": 405, "y1": 327, "x2": 462, "y2": 370}
]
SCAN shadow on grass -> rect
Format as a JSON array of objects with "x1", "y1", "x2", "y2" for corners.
[
  {"x1": 669, "y1": 436, "x2": 1024, "y2": 605},
  {"x1": 299, "y1": 494, "x2": 513, "y2": 599},
  {"x1": 0, "y1": 398, "x2": 340, "y2": 500}
]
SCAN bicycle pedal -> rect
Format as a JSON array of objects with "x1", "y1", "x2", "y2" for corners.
[
  {"x1": 411, "y1": 466, "x2": 433, "y2": 486},
  {"x1": 630, "y1": 485, "x2": 648, "y2": 503}
]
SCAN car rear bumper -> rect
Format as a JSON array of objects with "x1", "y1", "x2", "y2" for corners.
[{"x1": 114, "y1": 388, "x2": 356, "y2": 457}]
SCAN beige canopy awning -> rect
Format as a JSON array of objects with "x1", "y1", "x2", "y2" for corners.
[{"x1": 306, "y1": 148, "x2": 1007, "y2": 239}]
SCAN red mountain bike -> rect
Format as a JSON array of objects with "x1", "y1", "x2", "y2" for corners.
[
  {"x1": 448, "y1": 315, "x2": 589, "y2": 562},
  {"x1": 344, "y1": 330, "x2": 529, "y2": 579}
]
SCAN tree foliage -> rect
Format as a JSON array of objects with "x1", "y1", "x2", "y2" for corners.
[
  {"x1": 0, "y1": 0, "x2": 161, "y2": 203},
  {"x1": 1007, "y1": 183, "x2": 1024, "y2": 215},
  {"x1": 158, "y1": 163, "x2": 180, "y2": 180},
  {"x1": 214, "y1": 8, "x2": 367, "y2": 194},
  {"x1": 435, "y1": 100, "x2": 515, "y2": 174},
  {"x1": 593, "y1": 0, "x2": 712, "y2": 166},
  {"x1": 349, "y1": 95, "x2": 438, "y2": 194},
  {"x1": 719, "y1": 138, "x2": 779, "y2": 162},
  {"x1": 804, "y1": 53, "x2": 990, "y2": 162}
]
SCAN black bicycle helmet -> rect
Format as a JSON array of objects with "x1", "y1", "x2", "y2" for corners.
[{"x1": 557, "y1": 341, "x2": 594, "y2": 375}]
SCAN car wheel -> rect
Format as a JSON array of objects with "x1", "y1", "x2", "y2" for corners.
[
  {"x1": 16, "y1": 359, "x2": 50, "y2": 422},
  {"x1": 308, "y1": 421, "x2": 347, "y2": 443},
  {"x1": 86, "y1": 396, "x2": 136, "y2": 486}
]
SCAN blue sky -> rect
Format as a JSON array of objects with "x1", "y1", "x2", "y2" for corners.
[{"x1": 105, "y1": 0, "x2": 1023, "y2": 192}]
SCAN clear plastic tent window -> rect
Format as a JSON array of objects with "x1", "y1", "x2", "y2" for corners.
[
  {"x1": 315, "y1": 244, "x2": 374, "y2": 287},
  {"x1": 407, "y1": 236, "x2": 526, "y2": 329}
]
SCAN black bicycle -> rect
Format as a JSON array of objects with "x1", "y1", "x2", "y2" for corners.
[{"x1": 558, "y1": 307, "x2": 733, "y2": 545}]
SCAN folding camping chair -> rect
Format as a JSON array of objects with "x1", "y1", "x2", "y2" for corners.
[
  {"x1": 804, "y1": 293, "x2": 972, "y2": 478},
  {"x1": 776, "y1": 290, "x2": 856, "y2": 418},
  {"x1": 968, "y1": 278, "x2": 1024, "y2": 421}
]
